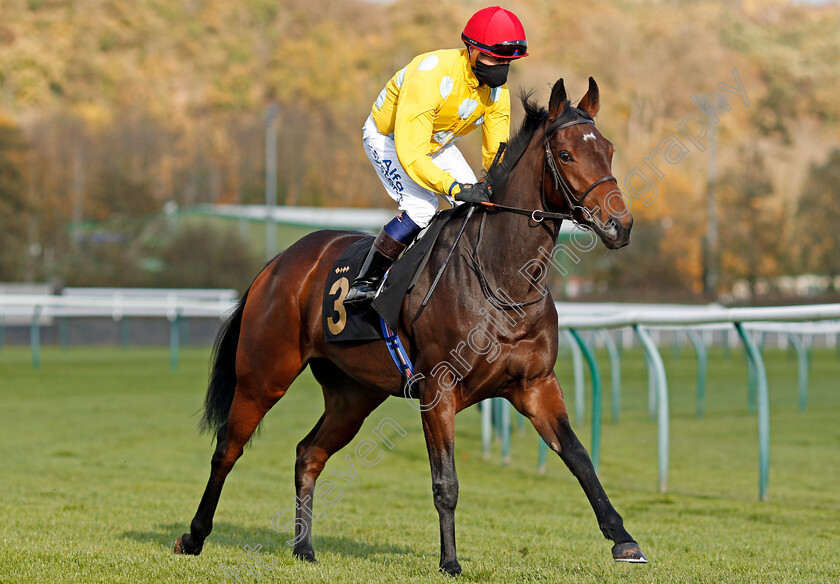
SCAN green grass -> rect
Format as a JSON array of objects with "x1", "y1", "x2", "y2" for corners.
[{"x1": 1, "y1": 345, "x2": 839, "y2": 583}]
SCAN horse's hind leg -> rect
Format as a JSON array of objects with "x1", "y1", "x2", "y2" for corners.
[
  {"x1": 506, "y1": 376, "x2": 647, "y2": 563},
  {"x1": 289, "y1": 363, "x2": 388, "y2": 563},
  {"x1": 175, "y1": 380, "x2": 294, "y2": 555}
]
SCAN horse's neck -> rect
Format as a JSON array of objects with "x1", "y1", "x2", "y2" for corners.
[
  {"x1": 492, "y1": 132, "x2": 546, "y2": 209},
  {"x1": 471, "y1": 138, "x2": 561, "y2": 304}
]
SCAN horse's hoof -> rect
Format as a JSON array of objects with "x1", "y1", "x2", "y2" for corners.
[
  {"x1": 293, "y1": 548, "x2": 317, "y2": 563},
  {"x1": 174, "y1": 533, "x2": 202, "y2": 555},
  {"x1": 612, "y1": 541, "x2": 647, "y2": 563},
  {"x1": 439, "y1": 559, "x2": 462, "y2": 576}
]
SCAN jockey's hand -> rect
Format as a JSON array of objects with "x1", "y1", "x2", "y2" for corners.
[{"x1": 452, "y1": 182, "x2": 491, "y2": 204}]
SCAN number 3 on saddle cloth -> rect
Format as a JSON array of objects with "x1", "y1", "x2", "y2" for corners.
[{"x1": 322, "y1": 209, "x2": 461, "y2": 390}]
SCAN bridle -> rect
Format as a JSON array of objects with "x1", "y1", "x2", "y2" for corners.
[
  {"x1": 543, "y1": 118, "x2": 617, "y2": 226},
  {"x1": 481, "y1": 116, "x2": 617, "y2": 229},
  {"x1": 468, "y1": 114, "x2": 619, "y2": 311}
]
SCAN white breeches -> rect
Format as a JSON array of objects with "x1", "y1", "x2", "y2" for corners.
[{"x1": 362, "y1": 114, "x2": 477, "y2": 228}]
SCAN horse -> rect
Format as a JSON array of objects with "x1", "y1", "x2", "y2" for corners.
[{"x1": 174, "y1": 77, "x2": 647, "y2": 575}]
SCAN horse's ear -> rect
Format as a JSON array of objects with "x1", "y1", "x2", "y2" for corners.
[
  {"x1": 577, "y1": 77, "x2": 600, "y2": 118},
  {"x1": 548, "y1": 78, "x2": 567, "y2": 121}
]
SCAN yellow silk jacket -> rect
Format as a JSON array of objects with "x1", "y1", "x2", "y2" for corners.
[{"x1": 370, "y1": 48, "x2": 510, "y2": 196}]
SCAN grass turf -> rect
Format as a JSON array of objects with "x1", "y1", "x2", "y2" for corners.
[{"x1": 0, "y1": 345, "x2": 839, "y2": 583}]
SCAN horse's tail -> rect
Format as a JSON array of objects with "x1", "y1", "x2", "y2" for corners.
[{"x1": 199, "y1": 287, "x2": 250, "y2": 436}]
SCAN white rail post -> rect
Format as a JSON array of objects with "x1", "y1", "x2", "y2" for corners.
[{"x1": 634, "y1": 324, "x2": 669, "y2": 493}]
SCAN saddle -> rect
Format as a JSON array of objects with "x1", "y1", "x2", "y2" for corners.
[{"x1": 322, "y1": 207, "x2": 463, "y2": 343}]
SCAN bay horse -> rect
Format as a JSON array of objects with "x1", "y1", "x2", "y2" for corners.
[{"x1": 174, "y1": 77, "x2": 647, "y2": 575}]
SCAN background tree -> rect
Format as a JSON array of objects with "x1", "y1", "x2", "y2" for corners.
[
  {"x1": 0, "y1": 116, "x2": 28, "y2": 280},
  {"x1": 582, "y1": 216, "x2": 694, "y2": 302},
  {"x1": 796, "y1": 148, "x2": 840, "y2": 291},
  {"x1": 156, "y1": 224, "x2": 261, "y2": 290},
  {"x1": 718, "y1": 146, "x2": 787, "y2": 299},
  {"x1": 0, "y1": 0, "x2": 838, "y2": 299}
]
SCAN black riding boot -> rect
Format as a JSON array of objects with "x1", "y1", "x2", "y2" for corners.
[
  {"x1": 345, "y1": 224, "x2": 411, "y2": 306},
  {"x1": 344, "y1": 246, "x2": 393, "y2": 305}
]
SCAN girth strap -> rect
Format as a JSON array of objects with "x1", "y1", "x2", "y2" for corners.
[{"x1": 379, "y1": 316, "x2": 415, "y2": 379}]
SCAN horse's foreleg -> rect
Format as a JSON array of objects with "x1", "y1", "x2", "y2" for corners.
[
  {"x1": 508, "y1": 376, "x2": 647, "y2": 563},
  {"x1": 420, "y1": 394, "x2": 460, "y2": 576}
]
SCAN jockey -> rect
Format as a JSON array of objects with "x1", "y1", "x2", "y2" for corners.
[{"x1": 344, "y1": 6, "x2": 528, "y2": 305}]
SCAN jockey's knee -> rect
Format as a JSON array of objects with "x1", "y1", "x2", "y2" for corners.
[
  {"x1": 384, "y1": 212, "x2": 422, "y2": 244},
  {"x1": 401, "y1": 202, "x2": 436, "y2": 228}
]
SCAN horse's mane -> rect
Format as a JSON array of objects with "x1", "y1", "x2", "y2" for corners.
[{"x1": 485, "y1": 93, "x2": 590, "y2": 192}]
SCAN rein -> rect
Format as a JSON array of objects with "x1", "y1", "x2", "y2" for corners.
[
  {"x1": 479, "y1": 200, "x2": 571, "y2": 223},
  {"x1": 467, "y1": 211, "x2": 550, "y2": 311}
]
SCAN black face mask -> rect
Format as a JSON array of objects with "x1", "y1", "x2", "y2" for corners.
[{"x1": 472, "y1": 60, "x2": 510, "y2": 88}]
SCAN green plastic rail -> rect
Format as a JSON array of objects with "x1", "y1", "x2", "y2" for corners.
[
  {"x1": 30, "y1": 305, "x2": 42, "y2": 371},
  {"x1": 169, "y1": 313, "x2": 180, "y2": 372},
  {"x1": 747, "y1": 335, "x2": 758, "y2": 414},
  {"x1": 722, "y1": 328, "x2": 731, "y2": 359},
  {"x1": 786, "y1": 333, "x2": 808, "y2": 412},
  {"x1": 120, "y1": 318, "x2": 130, "y2": 349},
  {"x1": 686, "y1": 329, "x2": 708, "y2": 419},
  {"x1": 481, "y1": 399, "x2": 511, "y2": 465},
  {"x1": 562, "y1": 329, "x2": 585, "y2": 426},
  {"x1": 735, "y1": 323, "x2": 770, "y2": 501},
  {"x1": 59, "y1": 317, "x2": 69, "y2": 351},
  {"x1": 598, "y1": 328, "x2": 621, "y2": 423},
  {"x1": 643, "y1": 340, "x2": 657, "y2": 421}
]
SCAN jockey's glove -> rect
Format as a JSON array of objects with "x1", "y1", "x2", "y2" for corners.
[{"x1": 452, "y1": 182, "x2": 491, "y2": 204}]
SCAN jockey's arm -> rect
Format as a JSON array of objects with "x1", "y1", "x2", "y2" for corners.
[
  {"x1": 481, "y1": 87, "x2": 511, "y2": 172},
  {"x1": 393, "y1": 74, "x2": 459, "y2": 197}
]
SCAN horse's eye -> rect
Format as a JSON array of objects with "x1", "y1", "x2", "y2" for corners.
[{"x1": 559, "y1": 151, "x2": 573, "y2": 163}]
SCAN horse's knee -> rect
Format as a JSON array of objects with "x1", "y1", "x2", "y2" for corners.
[
  {"x1": 294, "y1": 452, "x2": 310, "y2": 480},
  {"x1": 432, "y1": 477, "x2": 459, "y2": 512},
  {"x1": 294, "y1": 450, "x2": 326, "y2": 488}
]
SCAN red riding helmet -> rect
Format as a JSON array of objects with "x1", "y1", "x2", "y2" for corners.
[{"x1": 461, "y1": 6, "x2": 528, "y2": 59}]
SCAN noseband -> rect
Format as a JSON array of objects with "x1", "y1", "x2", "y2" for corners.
[{"x1": 542, "y1": 118, "x2": 617, "y2": 226}]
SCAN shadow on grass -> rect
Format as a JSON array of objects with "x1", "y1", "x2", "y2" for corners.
[{"x1": 122, "y1": 522, "x2": 414, "y2": 559}]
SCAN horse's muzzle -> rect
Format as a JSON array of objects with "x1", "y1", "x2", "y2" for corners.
[{"x1": 598, "y1": 215, "x2": 632, "y2": 249}]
